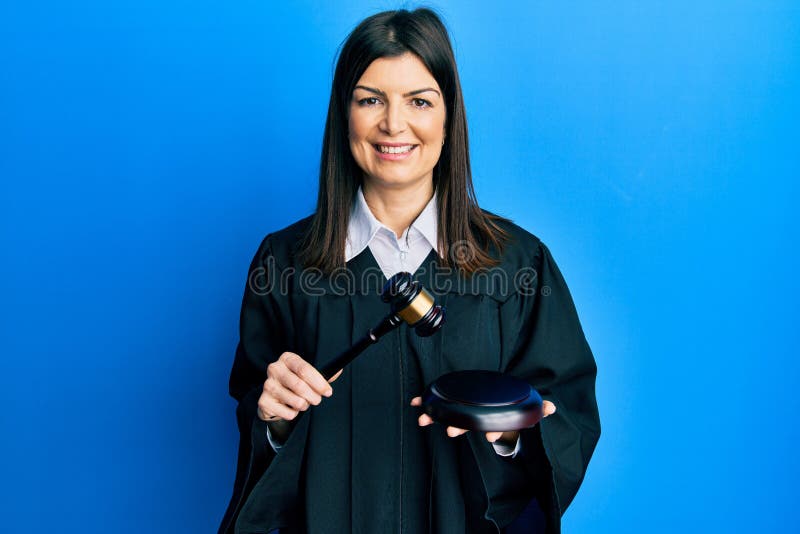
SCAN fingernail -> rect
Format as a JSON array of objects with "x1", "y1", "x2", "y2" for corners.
[{"x1": 324, "y1": 389, "x2": 333, "y2": 397}]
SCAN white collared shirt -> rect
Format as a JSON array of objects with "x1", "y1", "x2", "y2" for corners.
[
  {"x1": 267, "y1": 187, "x2": 521, "y2": 457},
  {"x1": 345, "y1": 186, "x2": 439, "y2": 278}
]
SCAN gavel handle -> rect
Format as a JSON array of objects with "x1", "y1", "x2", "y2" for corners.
[{"x1": 319, "y1": 313, "x2": 403, "y2": 380}]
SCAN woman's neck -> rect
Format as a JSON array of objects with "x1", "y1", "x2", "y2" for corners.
[{"x1": 362, "y1": 179, "x2": 434, "y2": 238}]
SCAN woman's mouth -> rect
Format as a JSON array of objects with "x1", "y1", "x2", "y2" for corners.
[{"x1": 372, "y1": 143, "x2": 417, "y2": 160}]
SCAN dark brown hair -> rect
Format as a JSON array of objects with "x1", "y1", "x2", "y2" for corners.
[{"x1": 298, "y1": 7, "x2": 508, "y2": 274}]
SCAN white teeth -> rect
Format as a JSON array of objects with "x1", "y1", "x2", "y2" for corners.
[{"x1": 377, "y1": 144, "x2": 414, "y2": 154}]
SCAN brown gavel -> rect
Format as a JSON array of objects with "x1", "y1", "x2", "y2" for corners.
[{"x1": 319, "y1": 272, "x2": 445, "y2": 380}]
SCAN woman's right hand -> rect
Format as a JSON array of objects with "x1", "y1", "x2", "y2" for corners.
[{"x1": 257, "y1": 351, "x2": 342, "y2": 422}]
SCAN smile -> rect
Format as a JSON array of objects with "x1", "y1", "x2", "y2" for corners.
[
  {"x1": 374, "y1": 144, "x2": 416, "y2": 154},
  {"x1": 372, "y1": 143, "x2": 417, "y2": 160}
]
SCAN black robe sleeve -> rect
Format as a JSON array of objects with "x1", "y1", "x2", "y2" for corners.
[
  {"x1": 519, "y1": 242, "x2": 600, "y2": 513},
  {"x1": 219, "y1": 234, "x2": 294, "y2": 534},
  {"x1": 467, "y1": 238, "x2": 600, "y2": 532}
]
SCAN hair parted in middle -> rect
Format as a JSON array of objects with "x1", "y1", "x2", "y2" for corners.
[{"x1": 297, "y1": 7, "x2": 509, "y2": 275}]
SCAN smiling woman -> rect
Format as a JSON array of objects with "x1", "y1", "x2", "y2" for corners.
[
  {"x1": 219, "y1": 8, "x2": 600, "y2": 534},
  {"x1": 348, "y1": 53, "x2": 447, "y2": 202},
  {"x1": 297, "y1": 8, "x2": 510, "y2": 276}
]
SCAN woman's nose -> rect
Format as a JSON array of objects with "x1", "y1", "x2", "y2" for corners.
[{"x1": 379, "y1": 102, "x2": 407, "y2": 136}]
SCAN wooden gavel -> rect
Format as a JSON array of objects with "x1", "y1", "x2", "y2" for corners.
[
  {"x1": 317, "y1": 271, "x2": 542, "y2": 432},
  {"x1": 319, "y1": 272, "x2": 445, "y2": 380}
]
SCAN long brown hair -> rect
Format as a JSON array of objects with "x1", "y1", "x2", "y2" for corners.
[{"x1": 298, "y1": 8, "x2": 508, "y2": 274}]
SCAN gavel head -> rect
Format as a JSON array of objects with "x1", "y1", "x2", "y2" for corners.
[{"x1": 380, "y1": 272, "x2": 446, "y2": 337}]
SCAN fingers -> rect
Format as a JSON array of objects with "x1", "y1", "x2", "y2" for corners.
[
  {"x1": 485, "y1": 431, "x2": 503, "y2": 442},
  {"x1": 268, "y1": 380, "x2": 315, "y2": 412},
  {"x1": 413, "y1": 402, "x2": 458, "y2": 436},
  {"x1": 446, "y1": 427, "x2": 469, "y2": 438},
  {"x1": 410, "y1": 396, "x2": 467, "y2": 438},
  {"x1": 412, "y1": 397, "x2": 433, "y2": 427},
  {"x1": 267, "y1": 368, "x2": 323, "y2": 411},
  {"x1": 542, "y1": 400, "x2": 556, "y2": 417},
  {"x1": 417, "y1": 413, "x2": 434, "y2": 426},
  {"x1": 258, "y1": 352, "x2": 333, "y2": 422},
  {"x1": 279, "y1": 352, "x2": 333, "y2": 398},
  {"x1": 258, "y1": 395, "x2": 298, "y2": 421}
]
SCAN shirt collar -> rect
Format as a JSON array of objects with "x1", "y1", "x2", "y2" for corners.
[{"x1": 345, "y1": 186, "x2": 439, "y2": 262}]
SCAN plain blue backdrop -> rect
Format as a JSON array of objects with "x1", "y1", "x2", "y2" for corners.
[{"x1": 1, "y1": 1, "x2": 798, "y2": 532}]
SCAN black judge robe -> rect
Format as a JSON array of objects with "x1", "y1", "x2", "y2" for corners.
[{"x1": 219, "y1": 215, "x2": 600, "y2": 534}]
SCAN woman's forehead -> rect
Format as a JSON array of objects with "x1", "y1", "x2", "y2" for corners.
[{"x1": 354, "y1": 53, "x2": 440, "y2": 93}]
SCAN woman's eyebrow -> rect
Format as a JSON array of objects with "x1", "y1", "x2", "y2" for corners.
[{"x1": 354, "y1": 85, "x2": 441, "y2": 97}]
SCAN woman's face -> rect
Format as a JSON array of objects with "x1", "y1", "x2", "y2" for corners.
[{"x1": 348, "y1": 53, "x2": 446, "y2": 191}]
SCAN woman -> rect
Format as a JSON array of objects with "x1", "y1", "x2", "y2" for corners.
[{"x1": 219, "y1": 8, "x2": 600, "y2": 534}]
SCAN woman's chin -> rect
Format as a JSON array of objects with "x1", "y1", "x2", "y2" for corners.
[{"x1": 363, "y1": 172, "x2": 433, "y2": 190}]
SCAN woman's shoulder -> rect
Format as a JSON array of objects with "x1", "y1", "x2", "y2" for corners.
[
  {"x1": 251, "y1": 214, "x2": 314, "y2": 267},
  {"x1": 481, "y1": 210, "x2": 547, "y2": 269}
]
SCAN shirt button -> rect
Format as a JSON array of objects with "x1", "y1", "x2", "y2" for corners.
[{"x1": 399, "y1": 251, "x2": 408, "y2": 260}]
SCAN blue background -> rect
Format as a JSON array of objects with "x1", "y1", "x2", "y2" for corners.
[{"x1": 1, "y1": 1, "x2": 797, "y2": 532}]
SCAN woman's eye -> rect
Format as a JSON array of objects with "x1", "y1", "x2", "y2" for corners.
[
  {"x1": 358, "y1": 97, "x2": 381, "y2": 106},
  {"x1": 412, "y1": 98, "x2": 432, "y2": 108}
]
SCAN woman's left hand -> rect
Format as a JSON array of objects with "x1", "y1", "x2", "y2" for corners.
[{"x1": 409, "y1": 397, "x2": 557, "y2": 444}]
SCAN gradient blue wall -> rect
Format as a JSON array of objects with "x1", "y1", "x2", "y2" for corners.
[{"x1": 1, "y1": 1, "x2": 797, "y2": 532}]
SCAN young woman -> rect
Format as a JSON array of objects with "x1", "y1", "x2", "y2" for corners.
[{"x1": 220, "y1": 8, "x2": 600, "y2": 534}]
